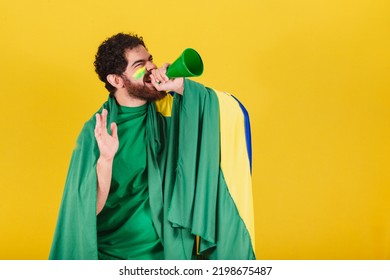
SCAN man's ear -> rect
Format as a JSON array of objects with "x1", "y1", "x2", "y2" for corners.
[{"x1": 107, "y1": 74, "x2": 124, "y2": 89}]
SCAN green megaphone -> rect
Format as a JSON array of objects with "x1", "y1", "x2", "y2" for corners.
[{"x1": 166, "y1": 48, "x2": 204, "y2": 78}]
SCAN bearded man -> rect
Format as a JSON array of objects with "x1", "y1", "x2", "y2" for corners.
[{"x1": 50, "y1": 33, "x2": 255, "y2": 260}]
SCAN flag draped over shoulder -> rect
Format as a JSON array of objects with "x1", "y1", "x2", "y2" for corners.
[{"x1": 49, "y1": 79, "x2": 255, "y2": 260}]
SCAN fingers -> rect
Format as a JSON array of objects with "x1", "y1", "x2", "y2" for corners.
[
  {"x1": 110, "y1": 122, "x2": 118, "y2": 140},
  {"x1": 94, "y1": 109, "x2": 112, "y2": 137},
  {"x1": 162, "y1": 62, "x2": 170, "y2": 71},
  {"x1": 101, "y1": 109, "x2": 108, "y2": 129},
  {"x1": 151, "y1": 64, "x2": 169, "y2": 84},
  {"x1": 150, "y1": 74, "x2": 161, "y2": 88}
]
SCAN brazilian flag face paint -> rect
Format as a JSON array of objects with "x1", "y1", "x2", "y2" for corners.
[{"x1": 132, "y1": 66, "x2": 146, "y2": 80}]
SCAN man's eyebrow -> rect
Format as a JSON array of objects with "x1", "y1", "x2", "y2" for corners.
[{"x1": 131, "y1": 55, "x2": 153, "y2": 67}]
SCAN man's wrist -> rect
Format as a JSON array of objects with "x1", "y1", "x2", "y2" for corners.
[
  {"x1": 97, "y1": 156, "x2": 114, "y2": 165},
  {"x1": 174, "y1": 78, "x2": 184, "y2": 95}
]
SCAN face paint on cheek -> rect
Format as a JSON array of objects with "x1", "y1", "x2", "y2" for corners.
[{"x1": 132, "y1": 66, "x2": 146, "y2": 80}]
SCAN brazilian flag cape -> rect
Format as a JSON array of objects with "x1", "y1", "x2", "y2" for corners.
[{"x1": 49, "y1": 79, "x2": 255, "y2": 260}]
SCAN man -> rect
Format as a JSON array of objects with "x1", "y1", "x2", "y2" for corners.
[{"x1": 50, "y1": 33, "x2": 255, "y2": 260}]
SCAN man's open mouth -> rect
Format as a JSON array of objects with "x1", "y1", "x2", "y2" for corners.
[{"x1": 143, "y1": 73, "x2": 152, "y2": 84}]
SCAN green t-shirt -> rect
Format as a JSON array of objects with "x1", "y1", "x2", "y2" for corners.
[{"x1": 96, "y1": 103, "x2": 163, "y2": 260}]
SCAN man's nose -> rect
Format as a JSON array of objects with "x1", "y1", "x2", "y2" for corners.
[{"x1": 145, "y1": 61, "x2": 157, "y2": 72}]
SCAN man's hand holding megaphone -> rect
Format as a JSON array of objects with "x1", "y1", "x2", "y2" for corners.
[
  {"x1": 149, "y1": 63, "x2": 185, "y2": 95},
  {"x1": 148, "y1": 48, "x2": 204, "y2": 95}
]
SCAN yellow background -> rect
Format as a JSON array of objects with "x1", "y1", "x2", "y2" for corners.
[{"x1": 0, "y1": 0, "x2": 389, "y2": 259}]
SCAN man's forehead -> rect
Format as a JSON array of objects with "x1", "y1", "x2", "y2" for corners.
[{"x1": 125, "y1": 45, "x2": 151, "y2": 63}]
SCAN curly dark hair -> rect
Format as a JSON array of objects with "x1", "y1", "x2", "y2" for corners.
[{"x1": 94, "y1": 33, "x2": 146, "y2": 93}]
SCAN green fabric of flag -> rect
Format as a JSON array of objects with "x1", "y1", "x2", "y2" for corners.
[{"x1": 49, "y1": 79, "x2": 255, "y2": 260}]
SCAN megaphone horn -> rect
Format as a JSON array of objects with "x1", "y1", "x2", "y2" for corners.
[{"x1": 166, "y1": 48, "x2": 204, "y2": 79}]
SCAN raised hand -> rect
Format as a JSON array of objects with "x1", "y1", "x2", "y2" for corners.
[{"x1": 94, "y1": 109, "x2": 119, "y2": 161}]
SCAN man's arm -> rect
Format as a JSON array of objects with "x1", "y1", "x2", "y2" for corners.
[
  {"x1": 94, "y1": 109, "x2": 119, "y2": 215},
  {"x1": 96, "y1": 157, "x2": 114, "y2": 214}
]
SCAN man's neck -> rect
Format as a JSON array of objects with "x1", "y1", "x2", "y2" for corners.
[{"x1": 114, "y1": 90, "x2": 147, "y2": 107}]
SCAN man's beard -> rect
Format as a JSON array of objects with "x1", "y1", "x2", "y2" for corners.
[{"x1": 122, "y1": 75, "x2": 167, "y2": 102}]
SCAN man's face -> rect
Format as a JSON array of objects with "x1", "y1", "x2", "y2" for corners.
[{"x1": 121, "y1": 45, "x2": 166, "y2": 102}]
